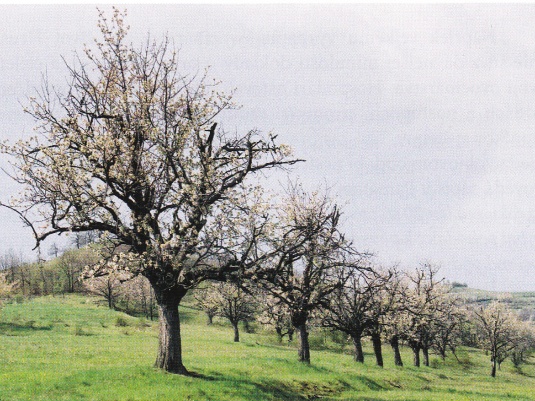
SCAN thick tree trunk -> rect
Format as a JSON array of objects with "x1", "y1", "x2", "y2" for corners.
[
  {"x1": 411, "y1": 344, "x2": 421, "y2": 367},
  {"x1": 207, "y1": 313, "x2": 213, "y2": 325},
  {"x1": 233, "y1": 323, "x2": 240, "y2": 342},
  {"x1": 288, "y1": 329, "x2": 294, "y2": 343},
  {"x1": 297, "y1": 324, "x2": 311, "y2": 363},
  {"x1": 154, "y1": 293, "x2": 188, "y2": 375},
  {"x1": 155, "y1": 301, "x2": 187, "y2": 374},
  {"x1": 352, "y1": 334, "x2": 364, "y2": 363},
  {"x1": 422, "y1": 347, "x2": 430, "y2": 367},
  {"x1": 371, "y1": 332, "x2": 384, "y2": 367},
  {"x1": 390, "y1": 335, "x2": 403, "y2": 367},
  {"x1": 491, "y1": 358, "x2": 497, "y2": 377}
]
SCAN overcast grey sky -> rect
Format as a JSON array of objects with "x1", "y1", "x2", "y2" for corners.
[{"x1": 2, "y1": 4, "x2": 535, "y2": 291}]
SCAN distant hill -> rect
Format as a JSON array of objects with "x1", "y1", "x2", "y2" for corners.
[{"x1": 453, "y1": 286, "x2": 535, "y2": 321}]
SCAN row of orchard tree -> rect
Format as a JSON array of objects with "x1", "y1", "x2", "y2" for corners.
[
  {"x1": 0, "y1": 8, "x2": 533, "y2": 377},
  {"x1": 195, "y1": 265, "x2": 535, "y2": 377},
  {"x1": 1, "y1": 240, "x2": 532, "y2": 378}
]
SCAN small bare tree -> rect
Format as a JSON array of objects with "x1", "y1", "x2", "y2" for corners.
[
  {"x1": 0, "y1": 250, "x2": 24, "y2": 289},
  {"x1": 48, "y1": 243, "x2": 61, "y2": 259},
  {"x1": 0, "y1": 272, "x2": 15, "y2": 310},
  {"x1": 72, "y1": 231, "x2": 98, "y2": 249},
  {"x1": 57, "y1": 247, "x2": 99, "y2": 293}
]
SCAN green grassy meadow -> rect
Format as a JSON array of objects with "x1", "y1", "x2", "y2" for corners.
[{"x1": 1, "y1": 295, "x2": 535, "y2": 401}]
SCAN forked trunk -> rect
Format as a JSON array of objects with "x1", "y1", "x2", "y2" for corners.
[
  {"x1": 352, "y1": 334, "x2": 364, "y2": 363},
  {"x1": 390, "y1": 335, "x2": 403, "y2": 367},
  {"x1": 233, "y1": 323, "x2": 240, "y2": 342},
  {"x1": 422, "y1": 347, "x2": 430, "y2": 367},
  {"x1": 297, "y1": 323, "x2": 310, "y2": 363},
  {"x1": 371, "y1": 332, "x2": 384, "y2": 367}
]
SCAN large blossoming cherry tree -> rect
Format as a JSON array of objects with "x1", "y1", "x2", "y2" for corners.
[{"x1": 1, "y1": 9, "x2": 299, "y2": 374}]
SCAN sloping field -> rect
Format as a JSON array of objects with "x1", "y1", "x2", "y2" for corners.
[{"x1": 1, "y1": 295, "x2": 534, "y2": 401}]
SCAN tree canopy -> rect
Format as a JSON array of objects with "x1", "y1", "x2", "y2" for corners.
[{"x1": 1, "y1": 8, "x2": 300, "y2": 374}]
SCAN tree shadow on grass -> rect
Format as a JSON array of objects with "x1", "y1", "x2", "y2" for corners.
[
  {"x1": 189, "y1": 370, "x2": 351, "y2": 400},
  {"x1": 177, "y1": 308, "x2": 195, "y2": 323},
  {"x1": 444, "y1": 387, "x2": 530, "y2": 400},
  {"x1": 514, "y1": 359, "x2": 535, "y2": 378},
  {"x1": 341, "y1": 398, "x2": 417, "y2": 401},
  {"x1": 0, "y1": 321, "x2": 53, "y2": 335},
  {"x1": 354, "y1": 376, "x2": 385, "y2": 391}
]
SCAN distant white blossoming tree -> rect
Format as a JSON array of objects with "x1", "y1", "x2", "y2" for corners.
[
  {"x1": 1, "y1": 9, "x2": 299, "y2": 374},
  {"x1": 195, "y1": 281, "x2": 257, "y2": 342},
  {"x1": 473, "y1": 301, "x2": 532, "y2": 377},
  {"x1": 322, "y1": 267, "x2": 394, "y2": 366},
  {"x1": 256, "y1": 185, "x2": 366, "y2": 364}
]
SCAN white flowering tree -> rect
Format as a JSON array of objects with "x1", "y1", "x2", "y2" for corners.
[
  {"x1": 257, "y1": 291, "x2": 294, "y2": 343},
  {"x1": 473, "y1": 301, "x2": 532, "y2": 377},
  {"x1": 379, "y1": 266, "x2": 407, "y2": 367},
  {"x1": 255, "y1": 185, "x2": 366, "y2": 364},
  {"x1": 360, "y1": 267, "x2": 404, "y2": 368},
  {"x1": 85, "y1": 271, "x2": 128, "y2": 310},
  {"x1": 510, "y1": 324, "x2": 535, "y2": 369},
  {"x1": 1, "y1": 9, "x2": 299, "y2": 374},
  {"x1": 194, "y1": 285, "x2": 220, "y2": 325},
  {"x1": 431, "y1": 292, "x2": 465, "y2": 361},
  {"x1": 195, "y1": 281, "x2": 256, "y2": 342},
  {"x1": 400, "y1": 264, "x2": 447, "y2": 367},
  {"x1": 322, "y1": 267, "x2": 389, "y2": 364}
]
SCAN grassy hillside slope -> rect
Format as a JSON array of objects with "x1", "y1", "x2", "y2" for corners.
[{"x1": 1, "y1": 295, "x2": 534, "y2": 401}]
